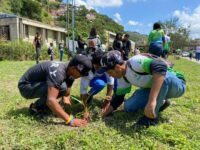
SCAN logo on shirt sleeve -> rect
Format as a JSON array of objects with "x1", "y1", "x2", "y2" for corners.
[{"x1": 50, "y1": 70, "x2": 57, "y2": 77}]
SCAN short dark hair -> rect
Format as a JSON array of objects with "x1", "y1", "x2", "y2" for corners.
[
  {"x1": 91, "y1": 50, "x2": 104, "y2": 65},
  {"x1": 90, "y1": 27, "x2": 97, "y2": 37},
  {"x1": 50, "y1": 43, "x2": 53, "y2": 46},
  {"x1": 124, "y1": 34, "x2": 129, "y2": 38},
  {"x1": 116, "y1": 33, "x2": 122, "y2": 40},
  {"x1": 78, "y1": 35, "x2": 82, "y2": 41},
  {"x1": 153, "y1": 22, "x2": 161, "y2": 30}
]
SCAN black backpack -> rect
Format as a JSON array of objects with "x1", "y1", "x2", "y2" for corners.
[{"x1": 47, "y1": 48, "x2": 52, "y2": 55}]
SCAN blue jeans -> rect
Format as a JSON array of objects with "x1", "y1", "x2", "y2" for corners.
[
  {"x1": 88, "y1": 74, "x2": 107, "y2": 96},
  {"x1": 196, "y1": 52, "x2": 200, "y2": 61},
  {"x1": 18, "y1": 81, "x2": 67, "y2": 108},
  {"x1": 124, "y1": 72, "x2": 186, "y2": 115},
  {"x1": 149, "y1": 43, "x2": 163, "y2": 57},
  {"x1": 60, "y1": 50, "x2": 63, "y2": 61}
]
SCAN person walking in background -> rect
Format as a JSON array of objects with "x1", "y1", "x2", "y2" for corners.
[
  {"x1": 189, "y1": 51, "x2": 193, "y2": 60},
  {"x1": 122, "y1": 34, "x2": 132, "y2": 60},
  {"x1": 87, "y1": 27, "x2": 101, "y2": 52},
  {"x1": 59, "y1": 41, "x2": 64, "y2": 61},
  {"x1": 77, "y1": 35, "x2": 86, "y2": 54},
  {"x1": 195, "y1": 46, "x2": 200, "y2": 61},
  {"x1": 48, "y1": 43, "x2": 54, "y2": 61},
  {"x1": 148, "y1": 23, "x2": 165, "y2": 57},
  {"x1": 33, "y1": 32, "x2": 42, "y2": 64}
]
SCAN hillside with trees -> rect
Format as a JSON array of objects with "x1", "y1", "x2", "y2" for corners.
[
  {"x1": 126, "y1": 31, "x2": 148, "y2": 45},
  {"x1": 0, "y1": 0, "x2": 124, "y2": 42}
]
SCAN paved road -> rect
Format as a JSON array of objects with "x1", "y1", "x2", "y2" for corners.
[{"x1": 182, "y1": 57, "x2": 200, "y2": 64}]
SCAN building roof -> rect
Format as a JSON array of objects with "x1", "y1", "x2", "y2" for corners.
[
  {"x1": 0, "y1": 13, "x2": 17, "y2": 19},
  {"x1": 0, "y1": 13, "x2": 67, "y2": 33}
]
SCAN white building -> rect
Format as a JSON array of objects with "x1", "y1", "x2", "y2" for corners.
[{"x1": 0, "y1": 13, "x2": 67, "y2": 46}]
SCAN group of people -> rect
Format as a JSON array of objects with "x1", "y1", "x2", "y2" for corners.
[
  {"x1": 33, "y1": 32, "x2": 64, "y2": 64},
  {"x1": 112, "y1": 33, "x2": 132, "y2": 60},
  {"x1": 18, "y1": 24, "x2": 186, "y2": 128},
  {"x1": 77, "y1": 27, "x2": 101, "y2": 55}
]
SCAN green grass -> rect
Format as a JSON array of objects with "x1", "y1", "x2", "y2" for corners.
[{"x1": 0, "y1": 57, "x2": 200, "y2": 149}]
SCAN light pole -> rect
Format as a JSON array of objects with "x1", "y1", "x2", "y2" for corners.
[
  {"x1": 66, "y1": 0, "x2": 69, "y2": 54},
  {"x1": 72, "y1": 0, "x2": 75, "y2": 53},
  {"x1": 66, "y1": 0, "x2": 76, "y2": 56}
]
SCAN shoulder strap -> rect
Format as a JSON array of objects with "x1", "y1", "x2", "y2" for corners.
[
  {"x1": 123, "y1": 76, "x2": 130, "y2": 84},
  {"x1": 126, "y1": 61, "x2": 148, "y2": 75}
]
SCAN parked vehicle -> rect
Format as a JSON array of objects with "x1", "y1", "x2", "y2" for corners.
[{"x1": 181, "y1": 51, "x2": 190, "y2": 57}]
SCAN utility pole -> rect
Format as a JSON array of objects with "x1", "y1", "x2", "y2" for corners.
[
  {"x1": 66, "y1": 0, "x2": 69, "y2": 52},
  {"x1": 72, "y1": 0, "x2": 75, "y2": 54}
]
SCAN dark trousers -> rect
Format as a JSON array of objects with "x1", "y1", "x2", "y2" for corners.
[
  {"x1": 123, "y1": 51, "x2": 129, "y2": 60},
  {"x1": 60, "y1": 51, "x2": 63, "y2": 61},
  {"x1": 36, "y1": 47, "x2": 41, "y2": 64},
  {"x1": 18, "y1": 82, "x2": 67, "y2": 109},
  {"x1": 149, "y1": 43, "x2": 163, "y2": 57},
  {"x1": 50, "y1": 54, "x2": 54, "y2": 61}
]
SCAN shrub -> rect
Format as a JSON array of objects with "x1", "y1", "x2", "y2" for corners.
[{"x1": 0, "y1": 40, "x2": 60, "y2": 61}]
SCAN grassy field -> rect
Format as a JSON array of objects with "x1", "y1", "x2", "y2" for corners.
[{"x1": 0, "y1": 57, "x2": 200, "y2": 150}]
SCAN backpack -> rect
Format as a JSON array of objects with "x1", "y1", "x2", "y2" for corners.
[
  {"x1": 140, "y1": 53, "x2": 186, "y2": 82},
  {"x1": 47, "y1": 47, "x2": 52, "y2": 55},
  {"x1": 88, "y1": 39, "x2": 97, "y2": 48}
]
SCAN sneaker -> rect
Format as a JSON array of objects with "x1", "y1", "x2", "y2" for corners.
[
  {"x1": 135, "y1": 116, "x2": 159, "y2": 128},
  {"x1": 159, "y1": 100, "x2": 171, "y2": 112},
  {"x1": 29, "y1": 103, "x2": 39, "y2": 115},
  {"x1": 29, "y1": 103, "x2": 51, "y2": 116}
]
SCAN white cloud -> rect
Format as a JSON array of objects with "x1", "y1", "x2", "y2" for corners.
[
  {"x1": 86, "y1": 0, "x2": 123, "y2": 8},
  {"x1": 75, "y1": 0, "x2": 87, "y2": 6},
  {"x1": 114, "y1": 13, "x2": 122, "y2": 22},
  {"x1": 173, "y1": 5, "x2": 200, "y2": 38},
  {"x1": 128, "y1": 20, "x2": 143, "y2": 26},
  {"x1": 75, "y1": 0, "x2": 93, "y2": 9}
]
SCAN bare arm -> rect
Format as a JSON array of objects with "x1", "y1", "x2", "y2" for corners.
[
  {"x1": 62, "y1": 86, "x2": 71, "y2": 105},
  {"x1": 144, "y1": 73, "x2": 165, "y2": 118},
  {"x1": 47, "y1": 86, "x2": 87, "y2": 126},
  {"x1": 106, "y1": 84, "x2": 113, "y2": 97},
  {"x1": 46, "y1": 86, "x2": 70, "y2": 121}
]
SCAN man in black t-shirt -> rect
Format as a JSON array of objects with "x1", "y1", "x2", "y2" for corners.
[{"x1": 18, "y1": 55, "x2": 92, "y2": 127}]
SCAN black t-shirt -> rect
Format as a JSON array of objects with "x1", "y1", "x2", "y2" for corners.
[
  {"x1": 123, "y1": 40, "x2": 131, "y2": 52},
  {"x1": 34, "y1": 37, "x2": 41, "y2": 48},
  {"x1": 113, "y1": 39, "x2": 123, "y2": 51},
  {"x1": 78, "y1": 40, "x2": 85, "y2": 50},
  {"x1": 18, "y1": 61, "x2": 74, "y2": 89}
]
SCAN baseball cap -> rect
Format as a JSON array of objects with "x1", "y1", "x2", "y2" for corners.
[
  {"x1": 69, "y1": 54, "x2": 92, "y2": 76},
  {"x1": 97, "y1": 50, "x2": 124, "y2": 74}
]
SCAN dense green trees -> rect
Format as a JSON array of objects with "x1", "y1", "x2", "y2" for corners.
[{"x1": 9, "y1": 0, "x2": 53, "y2": 23}]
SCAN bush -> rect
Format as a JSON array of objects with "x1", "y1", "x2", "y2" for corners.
[{"x1": 0, "y1": 40, "x2": 60, "y2": 61}]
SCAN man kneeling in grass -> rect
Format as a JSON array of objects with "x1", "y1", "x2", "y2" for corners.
[
  {"x1": 18, "y1": 55, "x2": 92, "y2": 127},
  {"x1": 80, "y1": 50, "x2": 114, "y2": 120},
  {"x1": 100, "y1": 51, "x2": 186, "y2": 127}
]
